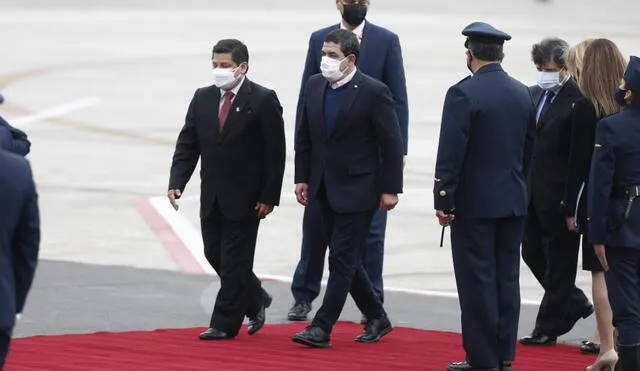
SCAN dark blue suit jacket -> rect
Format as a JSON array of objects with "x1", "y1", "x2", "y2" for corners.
[
  {"x1": 295, "y1": 71, "x2": 404, "y2": 214},
  {"x1": 433, "y1": 64, "x2": 536, "y2": 218},
  {"x1": 295, "y1": 22, "x2": 409, "y2": 154},
  {"x1": 588, "y1": 105, "x2": 640, "y2": 248},
  {"x1": 0, "y1": 115, "x2": 30, "y2": 156},
  {"x1": 0, "y1": 150, "x2": 40, "y2": 333}
]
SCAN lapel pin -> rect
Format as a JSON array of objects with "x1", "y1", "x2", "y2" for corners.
[
  {"x1": 235, "y1": 107, "x2": 240, "y2": 112},
  {"x1": 354, "y1": 84, "x2": 359, "y2": 88}
]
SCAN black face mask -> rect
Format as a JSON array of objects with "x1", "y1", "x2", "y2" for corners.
[
  {"x1": 466, "y1": 54, "x2": 473, "y2": 74},
  {"x1": 342, "y1": 4, "x2": 367, "y2": 27}
]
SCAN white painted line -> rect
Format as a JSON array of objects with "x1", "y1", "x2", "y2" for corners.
[
  {"x1": 11, "y1": 97, "x2": 101, "y2": 127},
  {"x1": 148, "y1": 196, "x2": 541, "y2": 307},
  {"x1": 148, "y1": 196, "x2": 214, "y2": 275}
]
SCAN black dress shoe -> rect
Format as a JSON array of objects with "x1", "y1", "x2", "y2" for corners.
[
  {"x1": 500, "y1": 362, "x2": 513, "y2": 371},
  {"x1": 446, "y1": 360, "x2": 497, "y2": 371},
  {"x1": 355, "y1": 315, "x2": 392, "y2": 343},
  {"x1": 287, "y1": 301, "x2": 311, "y2": 321},
  {"x1": 199, "y1": 328, "x2": 233, "y2": 340},
  {"x1": 519, "y1": 333, "x2": 557, "y2": 346},
  {"x1": 248, "y1": 294, "x2": 272, "y2": 335},
  {"x1": 291, "y1": 325, "x2": 331, "y2": 348}
]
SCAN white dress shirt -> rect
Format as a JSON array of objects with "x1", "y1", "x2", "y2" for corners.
[
  {"x1": 331, "y1": 67, "x2": 358, "y2": 90},
  {"x1": 219, "y1": 75, "x2": 246, "y2": 112}
]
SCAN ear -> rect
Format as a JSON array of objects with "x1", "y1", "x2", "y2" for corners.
[{"x1": 349, "y1": 54, "x2": 357, "y2": 64}]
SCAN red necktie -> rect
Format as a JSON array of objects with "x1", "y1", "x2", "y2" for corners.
[{"x1": 218, "y1": 91, "x2": 234, "y2": 129}]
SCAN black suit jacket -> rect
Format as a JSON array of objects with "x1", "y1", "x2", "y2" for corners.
[
  {"x1": 169, "y1": 78, "x2": 286, "y2": 221},
  {"x1": 562, "y1": 98, "x2": 602, "y2": 228},
  {"x1": 295, "y1": 71, "x2": 404, "y2": 214},
  {"x1": 0, "y1": 150, "x2": 40, "y2": 333},
  {"x1": 529, "y1": 79, "x2": 583, "y2": 215}
]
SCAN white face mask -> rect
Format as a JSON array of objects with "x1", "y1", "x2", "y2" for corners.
[
  {"x1": 213, "y1": 67, "x2": 240, "y2": 90},
  {"x1": 320, "y1": 56, "x2": 347, "y2": 82},
  {"x1": 536, "y1": 71, "x2": 560, "y2": 91}
]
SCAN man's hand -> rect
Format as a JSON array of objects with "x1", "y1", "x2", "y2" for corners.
[
  {"x1": 380, "y1": 194, "x2": 399, "y2": 211},
  {"x1": 436, "y1": 210, "x2": 455, "y2": 227},
  {"x1": 566, "y1": 216, "x2": 578, "y2": 232},
  {"x1": 594, "y1": 244, "x2": 609, "y2": 271},
  {"x1": 255, "y1": 202, "x2": 274, "y2": 218},
  {"x1": 167, "y1": 189, "x2": 182, "y2": 211},
  {"x1": 295, "y1": 183, "x2": 309, "y2": 206}
]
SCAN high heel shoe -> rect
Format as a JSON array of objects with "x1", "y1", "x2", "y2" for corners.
[{"x1": 586, "y1": 349, "x2": 619, "y2": 371}]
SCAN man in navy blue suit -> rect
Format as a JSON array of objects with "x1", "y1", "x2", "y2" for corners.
[
  {"x1": 291, "y1": 28, "x2": 403, "y2": 348},
  {"x1": 0, "y1": 148, "x2": 40, "y2": 369},
  {"x1": 0, "y1": 94, "x2": 31, "y2": 156},
  {"x1": 289, "y1": 0, "x2": 408, "y2": 323},
  {"x1": 434, "y1": 22, "x2": 536, "y2": 371}
]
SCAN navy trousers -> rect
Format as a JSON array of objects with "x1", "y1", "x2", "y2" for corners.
[
  {"x1": 311, "y1": 191, "x2": 385, "y2": 334},
  {"x1": 291, "y1": 201, "x2": 387, "y2": 304},
  {"x1": 0, "y1": 330, "x2": 10, "y2": 370},
  {"x1": 450, "y1": 217, "x2": 524, "y2": 369},
  {"x1": 605, "y1": 246, "x2": 640, "y2": 346}
]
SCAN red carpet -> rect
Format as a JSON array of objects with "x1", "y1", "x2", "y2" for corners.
[{"x1": 6, "y1": 322, "x2": 595, "y2": 370}]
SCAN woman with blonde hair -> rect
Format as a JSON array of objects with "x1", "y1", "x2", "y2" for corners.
[
  {"x1": 564, "y1": 38, "x2": 602, "y2": 356},
  {"x1": 564, "y1": 39, "x2": 594, "y2": 83},
  {"x1": 562, "y1": 38, "x2": 627, "y2": 370}
]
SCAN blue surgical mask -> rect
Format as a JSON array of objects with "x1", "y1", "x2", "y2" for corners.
[{"x1": 615, "y1": 87, "x2": 628, "y2": 107}]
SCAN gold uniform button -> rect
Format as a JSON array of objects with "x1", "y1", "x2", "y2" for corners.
[{"x1": 439, "y1": 190, "x2": 447, "y2": 197}]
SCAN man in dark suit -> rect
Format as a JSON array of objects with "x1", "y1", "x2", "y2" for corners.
[
  {"x1": 520, "y1": 38, "x2": 594, "y2": 347},
  {"x1": 291, "y1": 29, "x2": 403, "y2": 348},
  {"x1": 434, "y1": 22, "x2": 536, "y2": 371},
  {"x1": 0, "y1": 93, "x2": 31, "y2": 156},
  {"x1": 0, "y1": 149, "x2": 40, "y2": 369},
  {"x1": 288, "y1": 0, "x2": 408, "y2": 322},
  {"x1": 168, "y1": 39, "x2": 286, "y2": 341}
]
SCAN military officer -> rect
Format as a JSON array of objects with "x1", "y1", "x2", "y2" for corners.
[
  {"x1": 588, "y1": 55, "x2": 640, "y2": 371},
  {"x1": 434, "y1": 22, "x2": 536, "y2": 371}
]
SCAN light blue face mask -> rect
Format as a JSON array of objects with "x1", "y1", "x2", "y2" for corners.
[{"x1": 536, "y1": 71, "x2": 560, "y2": 91}]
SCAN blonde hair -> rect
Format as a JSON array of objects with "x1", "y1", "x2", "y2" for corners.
[
  {"x1": 564, "y1": 39, "x2": 594, "y2": 83},
  {"x1": 581, "y1": 39, "x2": 627, "y2": 117}
]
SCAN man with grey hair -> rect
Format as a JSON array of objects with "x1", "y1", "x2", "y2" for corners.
[{"x1": 520, "y1": 37, "x2": 594, "y2": 346}]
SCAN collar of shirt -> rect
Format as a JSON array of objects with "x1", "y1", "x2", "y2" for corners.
[
  {"x1": 331, "y1": 67, "x2": 357, "y2": 89},
  {"x1": 220, "y1": 75, "x2": 246, "y2": 99},
  {"x1": 340, "y1": 20, "x2": 365, "y2": 42}
]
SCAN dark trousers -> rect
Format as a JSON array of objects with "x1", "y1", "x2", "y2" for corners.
[
  {"x1": 311, "y1": 192, "x2": 385, "y2": 334},
  {"x1": 291, "y1": 202, "x2": 387, "y2": 304},
  {"x1": 522, "y1": 210, "x2": 589, "y2": 337},
  {"x1": 605, "y1": 246, "x2": 640, "y2": 346},
  {"x1": 450, "y1": 217, "x2": 524, "y2": 369},
  {"x1": 0, "y1": 330, "x2": 10, "y2": 370},
  {"x1": 201, "y1": 204, "x2": 268, "y2": 337}
]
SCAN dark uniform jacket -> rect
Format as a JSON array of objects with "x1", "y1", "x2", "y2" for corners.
[
  {"x1": 0, "y1": 150, "x2": 40, "y2": 333},
  {"x1": 588, "y1": 105, "x2": 640, "y2": 248},
  {"x1": 434, "y1": 63, "x2": 536, "y2": 218}
]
